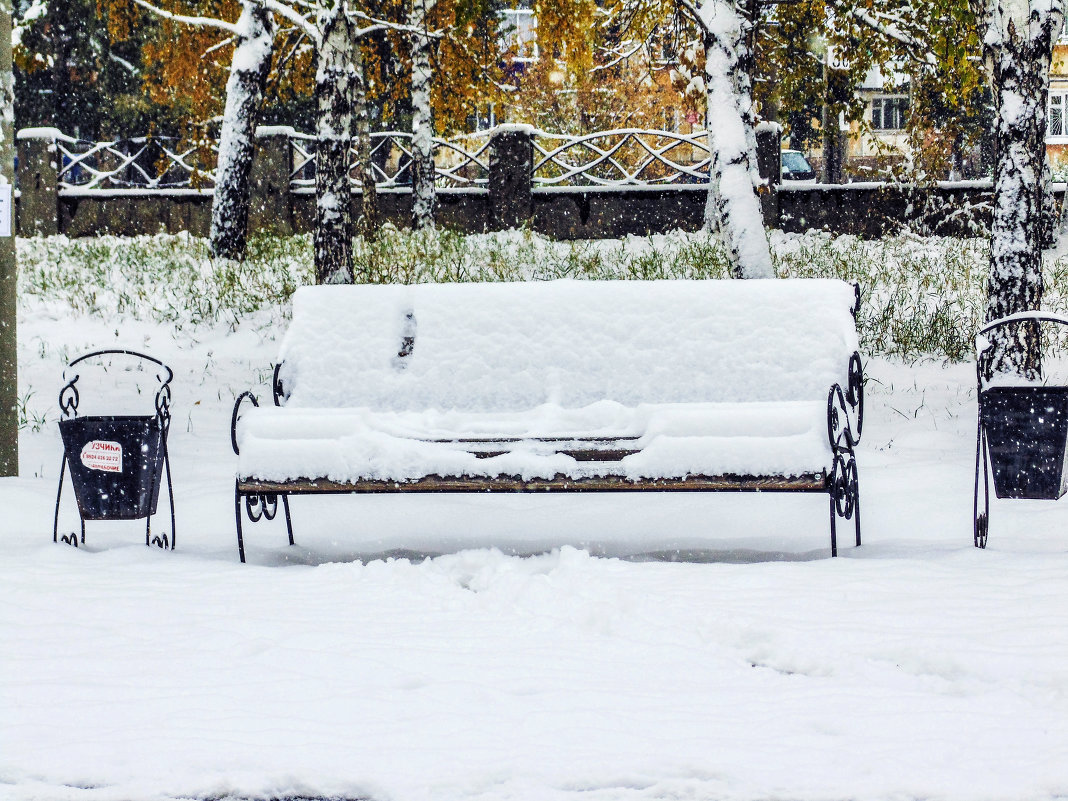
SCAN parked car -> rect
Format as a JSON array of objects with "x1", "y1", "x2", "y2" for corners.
[{"x1": 781, "y1": 149, "x2": 817, "y2": 183}]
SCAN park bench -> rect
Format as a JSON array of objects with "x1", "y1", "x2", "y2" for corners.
[{"x1": 230, "y1": 279, "x2": 864, "y2": 563}]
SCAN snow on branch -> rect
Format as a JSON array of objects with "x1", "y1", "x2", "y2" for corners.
[
  {"x1": 848, "y1": 7, "x2": 938, "y2": 68},
  {"x1": 591, "y1": 41, "x2": 647, "y2": 73},
  {"x1": 108, "y1": 52, "x2": 140, "y2": 75},
  {"x1": 131, "y1": 0, "x2": 240, "y2": 36},
  {"x1": 347, "y1": 8, "x2": 445, "y2": 39},
  {"x1": 204, "y1": 36, "x2": 239, "y2": 57},
  {"x1": 256, "y1": 0, "x2": 321, "y2": 44}
]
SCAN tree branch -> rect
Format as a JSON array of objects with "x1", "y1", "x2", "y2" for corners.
[
  {"x1": 848, "y1": 6, "x2": 938, "y2": 67},
  {"x1": 592, "y1": 40, "x2": 646, "y2": 72},
  {"x1": 131, "y1": 0, "x2": 240, "y2": 35},
  {"x1": 108, "y1": 51, "x2": 140, "y2": 75},
  {"x1": 203, "y1": 35, "x2": 238, "y2": 56},
  {"x1": 347, "y1": 9, "x2": 445, "y2": 39},
  {"x1": 255, "y1": 0, "x2": 320, "y2": 44},
  {"x1": 674, "y1": 0, "x2": 705, "y2": 30}
]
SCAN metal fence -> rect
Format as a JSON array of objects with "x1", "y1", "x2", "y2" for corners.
[
  {"x1": 55, "y1": 133, "x2": 217, "y2": 192},
  {"x1": 44, "y1": 127, "x2": 712, "y2": 196},
  {"x1": 288, "y1": 130, "x2": 493, "y2": 192},
  {"x1": 17, "y1": 124, "x2": 998, "y2": 240},
  {"x1": 533, "y1": 129, "x2": 710, "y2": 186}
]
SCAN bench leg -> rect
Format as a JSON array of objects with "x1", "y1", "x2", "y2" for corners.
[
  {"x1": 829, "y1": 492, "x2": 838, "y2": 558},
  {"x1": 145, "y1": 448, "x2": 176, "y2": 550},
  {"x1": 829, "y1": 451, "x2": 860, "y2": 557},
  {"x1": 281, "y1": 494, "x2": 294, "y2": 546},
  {"x1": 234, "y1": 481, "x2": 246, "y2": 563},
  {"x1": 234, "y1": 485, "x2": 295, "y2": 563}
]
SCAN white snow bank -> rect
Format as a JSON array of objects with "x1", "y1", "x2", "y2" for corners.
[{"x1": 7, "y1": 242, "x2": 1068, "y2": 801}]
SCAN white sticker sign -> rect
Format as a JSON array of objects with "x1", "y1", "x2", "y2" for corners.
[
  {"x1": 81, "y1": 440, "x2": 123, "y2": 473},
  {"x1": 0, "y1": 184, "x2": 11, "y2": 238}
]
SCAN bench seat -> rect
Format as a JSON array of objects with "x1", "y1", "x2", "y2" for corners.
[{"x1": 236, "y1": 401, "x2": 832, "y2": 485}]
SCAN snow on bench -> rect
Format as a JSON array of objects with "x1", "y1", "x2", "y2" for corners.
[{"x1": 231, "y1": 279, "x2": 864, "y2": 562}]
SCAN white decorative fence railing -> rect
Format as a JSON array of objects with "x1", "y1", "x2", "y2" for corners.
[
  {"x1": 289, "y1": 129, "x2": 708, "y2": 190},
  {"x1": 28, "y1": 126, "x2": 714, "y2": 197},
  {"x1": 45, "y1": 130, "x2": 218, "y2": 193},
  {"x1": 533, "y1": 129, "x2": 711, "y2": 186},
  {"x1": 288, "y1": 130, "x2": 493, "y2": 192}
]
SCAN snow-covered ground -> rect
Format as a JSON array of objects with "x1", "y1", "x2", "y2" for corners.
[{"x1": 3, "y1": 290, "x2": 1068, "y2": 801}]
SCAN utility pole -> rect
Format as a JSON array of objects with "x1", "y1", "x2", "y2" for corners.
[{"x1": 0, "y1": 0, "x2": 18, "y2": 476}]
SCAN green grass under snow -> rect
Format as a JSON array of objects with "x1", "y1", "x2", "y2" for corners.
[{"x1": 15, "y1": 227, "x2": 1047, "y2": 363}]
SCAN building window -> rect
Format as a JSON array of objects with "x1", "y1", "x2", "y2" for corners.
[
  {"x1": 871, "y1": 96, "x2": 908, "y2": 131},
  {"x1": 1050, "y1": 92, "x2": 1067, "y2": 138},
  {"x1": 500, "y1": 7, "x2": 538, "y2": 62}
]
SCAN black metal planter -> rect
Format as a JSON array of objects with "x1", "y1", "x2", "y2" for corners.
[
  {"x1": 53, "y1": 350, "x2": 175, "y2": 550},
  {"x1": 975, "y1": 313, "x2": 1068, "y2": 548}
]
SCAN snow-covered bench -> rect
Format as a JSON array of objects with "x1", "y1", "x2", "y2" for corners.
[{"x1": 231, "y1": 279, "x2": 864, "y2": 562}]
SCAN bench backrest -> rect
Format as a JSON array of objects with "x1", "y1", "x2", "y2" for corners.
[{"x1": 276, "y1": 279, "x2": 860, "y2": 412}]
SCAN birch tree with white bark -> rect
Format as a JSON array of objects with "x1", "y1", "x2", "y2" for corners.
[
  {"x1": 677, "y1": 0, "x2": 774, "y2": 279},
  {"x1": 838, "y1": 0, "x2": 1061, "y2": 376},
  {"x1": 408, "y1": 0, "x2": 436, "y2": 229},
  {"x1": 973, "y1": 0, "x2": 1064, "y2": 377},
  {"x1": 132, "y1": 0, "x2": 276, "y2": 262},
  {"x1": 259, "y1": 0, "x2": 423, "y2": 283}
]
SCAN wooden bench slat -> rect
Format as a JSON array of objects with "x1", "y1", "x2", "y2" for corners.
[
  {"x1": 437, "y1": 436, "x2": 643, "y2": 443},
  {"x1": 423, "y1": 435, "x2": 645, "y2": 462},
  {"x1": 471, "y1": 448, "x2": 642, "y2": 461},
  {"x1": 239, "y1": 473, "x2": 828, "y2": 494}
]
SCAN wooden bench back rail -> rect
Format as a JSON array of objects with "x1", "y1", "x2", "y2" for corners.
[{"x1": 231, "y1": 279, "x2": 864, "y2": 563}]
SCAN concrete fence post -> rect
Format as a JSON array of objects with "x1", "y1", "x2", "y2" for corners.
[
  {"x1": 489, "y1": 124, "x2": 535, "y2": 230},
  {"x1": 248, "y1": 125, "x2": 294, "y2": 236},
  {"x1": 755, "y1": 122, "x2": 782, "y2": 228},
  {"x1": 16, "y1": 126, "x2": 61, "y2": 236}
]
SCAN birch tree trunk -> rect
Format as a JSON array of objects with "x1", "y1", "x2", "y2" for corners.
[
  {"x1": 409, "y1": 0, "x2": 437, "y2": 230},
  {"x1": 698, "y1": 0, "x2": 773, "y2": 279},
  {"x1": 983, "y1": 0, "x2": 1063, "y2": 378},
  {"x1": 314, "y1": 4, "x2": 357, "y2": 284},
  {"x1": 209, "y1": 1, "x2": 275, "y2": 262},
  {"x1": 353, "y1": 41, "x2": 378, "y2": 239}
]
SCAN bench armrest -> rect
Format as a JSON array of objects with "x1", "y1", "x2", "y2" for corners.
[
  {"x1": 273, "y1": 362, "x2": 289, "y2": 406},
  {"x1": 828, "y1": 351, "x2": 864, "y2": 452},
  {"x1": 231, "y1": 391, "x2": 260, "y2": 456}
]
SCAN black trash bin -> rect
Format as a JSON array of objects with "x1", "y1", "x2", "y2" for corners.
[
  {"x1": 974, "y1": 312, "x2": 1068, "y2": 549},
  {"x1": 980, "y1": 386, "x2": 1068, "y2": 500},
  {"x1": 53, "y1": 350, "x2": 175, "y2": 549}
]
